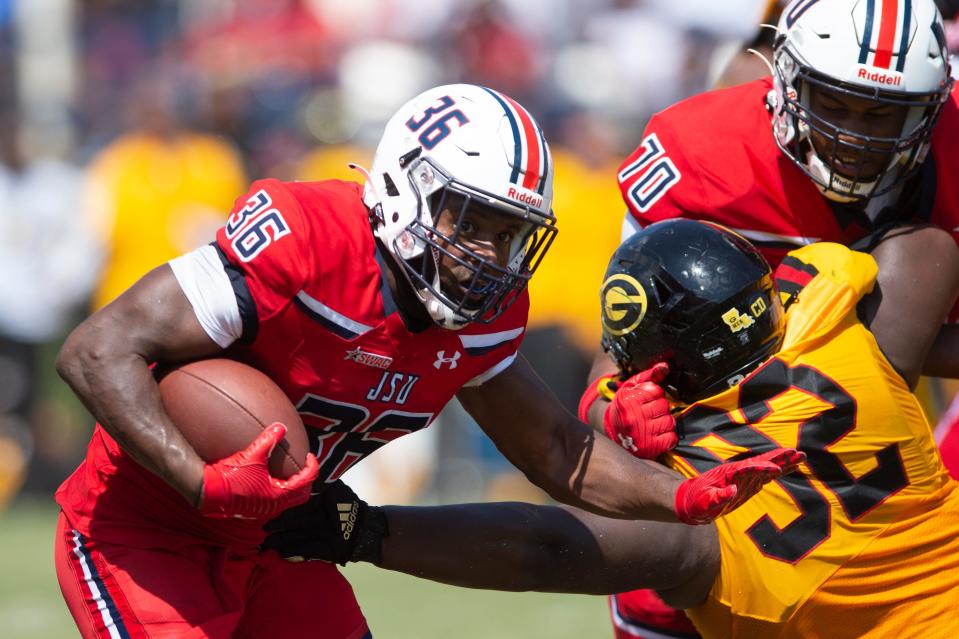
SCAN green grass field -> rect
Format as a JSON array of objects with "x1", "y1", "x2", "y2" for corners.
[{"x1": 0, "y1": 498, "x2": 609, "y2": 638}]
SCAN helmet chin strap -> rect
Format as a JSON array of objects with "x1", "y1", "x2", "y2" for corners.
[
  {"x1": 806, "y1": 151, "x2": 873, "y2": 203},
  {"x1": 352, "y1": 163, "x2": 385, "y2": 218},
  {"x1": 804, "y1": 147, "x2": 903, "y2": 205},
  {"x1": 350, "y1": 162, "x2": 375, "y2": 188}
]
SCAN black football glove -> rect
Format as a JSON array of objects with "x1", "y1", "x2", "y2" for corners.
[{"x1": 261, "y1": 479, "x2": 388, "y2": 566}]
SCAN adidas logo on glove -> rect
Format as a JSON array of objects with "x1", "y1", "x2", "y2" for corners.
[{"x1": 338, "y1": 502, "x2": 359, "y2": 539}]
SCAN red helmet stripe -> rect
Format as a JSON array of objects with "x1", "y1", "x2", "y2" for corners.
[
  {"x1": 874, "y1": 0, "x2": 900, "y2": 69},
  {"x1": 500, "y1": 92, "x2": 543, "y2": 191}
]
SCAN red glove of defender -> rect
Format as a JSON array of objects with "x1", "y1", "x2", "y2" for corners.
[
  {"x1": 674, "y1": 448, "x2": 805, "y2": 525},
  {"x1": 604, "y1": 363, "x2": 676, "y2": 459},
  {"x1": 200, "y1": 423, "x2": 319, "y2": 520}
]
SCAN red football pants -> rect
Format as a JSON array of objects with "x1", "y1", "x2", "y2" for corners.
[{"x1": 55, "y1": 512, "x2": 370, "y2": 639}]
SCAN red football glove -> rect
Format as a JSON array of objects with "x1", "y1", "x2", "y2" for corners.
[
  {"x1": 200, "y1": 423, "x2": 319, "y2": 520},
  {"x1": 674, "y1": 448, "x2": 805, "y2": 525},
  {"x1": 603, "y1": 363, "x2": 676, "y2": 459}
]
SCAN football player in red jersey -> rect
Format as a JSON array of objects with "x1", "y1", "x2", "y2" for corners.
[
  {"x1": 584, "y1": 1, "x2": 959, "y2": 635},
  {"x1": 52, "y1": 84, "x2": 795, "y2": 639}
]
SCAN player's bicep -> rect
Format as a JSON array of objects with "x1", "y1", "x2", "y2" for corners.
[
  {"x1": 169, "y1": 244, "x2": 249, "y2": 348},
  {"x1": 91, "y1": 264, "x2": 224, "y2": 363}
]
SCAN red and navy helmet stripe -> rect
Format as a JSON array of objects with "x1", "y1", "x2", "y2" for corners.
[
  {"x1": 785, "y1": 0, "x2": 822, "y2": 27},
  {"x1": 535, "y1": 124, "x2": 550, "y2": 195},
  {"x1": 481, "y1": 87, "x2": 549, "y2": 195},
  {"x1": 859, "y1": 0, "x2": 912, "y2": 71},
  {"x1": 859, "y1": 0, "x2": 878, "y2": 64},
  {"x1": 896, "y1": 0, "x2": 912, "y2": 71}
]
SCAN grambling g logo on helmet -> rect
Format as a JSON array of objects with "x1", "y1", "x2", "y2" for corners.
[{"x1": 601, "y1": 274, "x2": 648, "y2": 336}]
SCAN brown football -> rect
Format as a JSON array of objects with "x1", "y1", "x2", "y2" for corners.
[{"x1": 155, "y1": 358, "x2": 309, "y2": 480}]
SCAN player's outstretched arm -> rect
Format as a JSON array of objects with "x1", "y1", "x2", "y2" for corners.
[
  {"x1": 263, "y1": 480, "x2": 719, "y2": 608},
  {"x1": 56, "y1": 265, "x2": 225, "y2": 505},
  {"x1": 457, "y1": 354, "x2": 801, "y2": 523}
]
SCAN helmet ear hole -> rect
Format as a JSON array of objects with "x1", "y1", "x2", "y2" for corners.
[
  {"x1": 651, "y1": 275, "x2": 673, "y2": 306},
  {"x1": 383, "y1": 173, "x2": 400, "y2": 197}
]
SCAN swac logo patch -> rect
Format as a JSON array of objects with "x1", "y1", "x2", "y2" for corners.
[
  {"x1": 344, "y1": 347, "x2": 393, "y2": 370},
  {"x1": 601, "y1": 274, "x2": 648, "y2": 337}
]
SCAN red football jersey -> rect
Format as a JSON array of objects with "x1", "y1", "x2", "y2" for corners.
[
  {"x1": 56, "y1": 179, "x2": 529, "y2": 548},
  {"x1": 617, "y1": 78, "x2": 959, "y2": 268}
]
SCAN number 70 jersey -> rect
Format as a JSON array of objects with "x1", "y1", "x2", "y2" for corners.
[{"x1": 666, "y1": 243, "x2": 959, "y2": 632}]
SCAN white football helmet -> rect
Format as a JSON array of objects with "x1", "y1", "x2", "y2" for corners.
[
  {"x1": 360, "y1": 84, "x2": 557, "y2": 330},
  {"x1": 770, "y1": 0, "x2": 954, "y2": 202}
]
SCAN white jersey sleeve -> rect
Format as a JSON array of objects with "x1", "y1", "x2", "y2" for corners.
[{"x1": 168, "y1": 245, "x2": 243, "y2": 348}]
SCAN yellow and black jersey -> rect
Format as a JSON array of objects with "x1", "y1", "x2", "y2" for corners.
[{"x1": 663, "y1": 243, "x2": 959, "y2": 638}]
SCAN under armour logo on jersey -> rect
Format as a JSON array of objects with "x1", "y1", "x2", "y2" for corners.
[
  {"x1": 618, "y1": 434, "x2": 638, "y2": 454},
  {"x1": 337, "y1": 502, "x2": 358, "y2": 540},
  {"x1": 433, "y1": 350, "x2": 461, "y2": 370}
]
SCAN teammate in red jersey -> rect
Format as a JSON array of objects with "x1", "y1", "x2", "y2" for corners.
[
  {"x1": 53, "y1": 84, "x2": 795, "y2": 639},
  {"x1": 584, "y1": 1, "x2": 959, "y2": 637}
]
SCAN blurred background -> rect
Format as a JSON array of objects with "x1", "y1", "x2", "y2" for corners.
[{"x1": 0, "y1": 1, "x2": 957, "y2": 637}]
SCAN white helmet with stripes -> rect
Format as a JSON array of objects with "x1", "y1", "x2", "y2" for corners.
[
  {"x1": 362, "y1": 84, "x2": 557, "y2": 329},
  {"x1": 771, "y1": 0, "x2": 953, "y2": 202}
]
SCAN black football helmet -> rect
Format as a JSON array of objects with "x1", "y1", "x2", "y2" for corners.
[{"x1": 601, "y1": 219, "x2": 785, "y2": 404}]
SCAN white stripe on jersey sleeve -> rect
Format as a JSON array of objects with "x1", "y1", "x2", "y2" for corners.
[
  {"x1": 621, "y1": 211, "x2": 642, "y2": 243},
  {"x1": 458, "y1": 326, "x2": 525, "y2": 349},
  {"x1": 168, "y1": 245, "x2": 243, "y2": 348},
  {"x1": 462, "y1": 352, "x2": 518, "y2": 388}
]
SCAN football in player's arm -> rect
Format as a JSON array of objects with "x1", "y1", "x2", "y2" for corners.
[
  {"x1": 264, "y1": 219, "x2": 959, "y2": 638},
  {"x1": 53, "y1": 85, "x2": 795, "y2": 639}
]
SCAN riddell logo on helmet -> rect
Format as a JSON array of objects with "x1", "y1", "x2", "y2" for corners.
[
  {"x1": 857, "y1": 66, "x2": 903, "y2": 87},
  {"x1": 507, "y1": 187, "x2": 543, "y2": 208}
]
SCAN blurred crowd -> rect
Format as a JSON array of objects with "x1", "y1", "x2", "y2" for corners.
[{"x1": 1, "y1": 0, "x2": 957, "y2": 508}]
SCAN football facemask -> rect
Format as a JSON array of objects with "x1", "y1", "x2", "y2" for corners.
[{"x1": 401, "y1": 156, "x2": 556, "y2": 325}]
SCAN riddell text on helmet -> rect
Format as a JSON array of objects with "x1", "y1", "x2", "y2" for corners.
[
  {"x1": 507, "y1": 187, "x2": 543, "y2": 208},
  {"x1": 857, "y1": 66, "x2": 903, "y2": 87}
]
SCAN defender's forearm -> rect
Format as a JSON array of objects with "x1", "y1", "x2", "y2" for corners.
[{"x1": 379, "y1": 502, "x2": 702, "y2": 595}]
